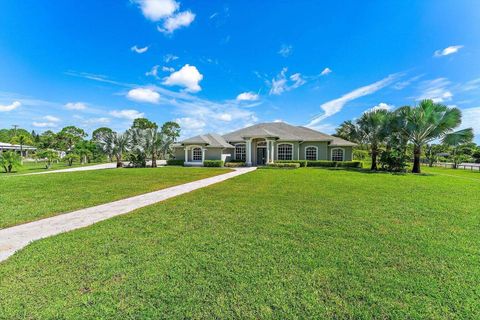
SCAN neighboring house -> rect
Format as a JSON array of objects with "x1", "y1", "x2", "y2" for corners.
[
  {"x1": 0, "y1": 142, "x2": 37, "y2": 157},
  {"x1": 173, "y1": 122, "x2": 356, "y2": 166}
]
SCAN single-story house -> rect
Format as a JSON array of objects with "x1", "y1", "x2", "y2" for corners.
[
  {"x1": 0, "y1": 142, "x2": 37, "y2": 157},
  {"x1": 173, "y1": 122, "x2": 356, "y2": 166}
]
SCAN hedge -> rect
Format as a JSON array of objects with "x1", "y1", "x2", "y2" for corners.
[
  {"x1": 225, "y1": 162, "x2": 245, "y2": 168},
  {"x1": 275, "y1": 160, "x2": 308, "y2": 167},
  {"x1": 263, "y1": 162, "x2": 300, "y2": 169},
  {"x1": 307, "y1": 160, "x2": 362, "y2": 168},
  {"x1": 166, "y1": 159, "x2": 184, "y2": 166},
  {"x1": 203, "y1": 160, "x2": 224, "y2": 167}
]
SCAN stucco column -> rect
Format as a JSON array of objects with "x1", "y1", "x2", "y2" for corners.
[
  {"x1": 270, "y1": 141, "x2": 275, "y2": 162},
  {"x1": 246, "y1": 138, "x2": 252, "y2": 166},
  {"x1": 202, "y1": 148, "x2": 206, "y2": 163},
  {"x1": 184, "y1": 147, "x2": 188, "y2": 162},
  {"x1": 266, "y1": 140, "x2": 270, "y2": 164}
]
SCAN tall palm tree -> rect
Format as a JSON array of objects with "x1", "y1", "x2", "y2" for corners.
[
  {"x1": 335, "y1": 120, "x2": 361, "y2": 143},
  {"x1": 97, "y1": 131, "x2": 131, "y2": 168},
  {"x1": 442, "y1": 128, "x2": 474, "y2": 168},
  {"x1": 401, "y1": 99, "x2": 462, "y2": 173},
  {"x1": 357, "y1": 109, "x2": 390, "y2": 170}
]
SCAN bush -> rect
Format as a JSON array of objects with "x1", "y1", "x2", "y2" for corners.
[
  {"x1": 307, "y1": 160, "x2": 362, "y2": 168},
  {"x1": 263, "y1": 162, "x2": 300, "y2": 169},
  {"x1": 203, "y1": 160, "x2": 224, "y2": 167},
  {"x1": 353, "y1": 149, "x2": 369, "y2": 161},
  {"x1": 225, "y1": 161, "x2": 245, "y2": 167},
  {"x1": 379, "y1": 150, "x2": 408, "y2": 172},
  {"x1": 166, "y1": 159, "x2": 184, "y2": 166},
  {"x1": 228, "y1": 159, "x2": 246, "y2": 163},
  {"x1": 275, "y1": 160, "x2": 307, "y2": 167}
]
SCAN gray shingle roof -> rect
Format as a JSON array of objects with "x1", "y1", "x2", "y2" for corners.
[{"x1": 180, "y1": 133, "x2": 234, "y2": 148}]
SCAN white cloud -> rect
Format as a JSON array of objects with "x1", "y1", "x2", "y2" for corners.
[
  {"x1": 273, "y1": 119, "x2": 283, "y2": 123},
  {"x1": 393, "y1": 74, "x2": 424, "y2": 90},
  {"x1": 175, "y1": 117, "x2": 206, "y2": 131},
  {"x1": 158, "y1": 10, "x2": 195, "y2": 34},
  {"x1": 236, "y1": 92, "x2": 259, "y2": 101},
  {"x1": 162, "y1": 66, "x2": 175, "y2": 72},
  {"x1": 65, "y1": 102, "x2": 87, "y2": 110},
  {"x1": 162, "y1": 64, "x2": 203, "y2": 92},
  {"x1": 460, "y1": 107, "x2": 480, "y2": 140},
  {"x1": 43, "y1": 115, "x2": 61, "y2": 122},
  {"x1": 307, "y1": 73, "x2": 400, "y2": 128},
  {"x1": 32, "y1": 122, "x2": 57, "y2": 128},
  {"x1": 278, "y1": 44, "x2": 292, "y2": 57},
  {"x1": 145, "y1": 65, "x2": 160, "y2": 78},
  {"x1": 366, "y1": 102, "x2": 394, "y2": 113},
  {"x1": 0, "y1": 101, "x2": 21, "y2": 112},
  {"x1": 134, "y1": 0, "x2": 179, "y2": 21},
  {"x1": 434, "y1": 45, "x2": 464, "y2": 57},
  {"x1": 417, "y1": 78, "x2": 453, "y2": 103},
  {"x1": 164, "y1": 54, "x2": 179, "y2": 63},
  {"x1": 131, "y1": 45, "x2": 149, "y2": 54},
  {"x1": 127, "y1": 87, "x2": 161, "y2": 104},
  {"x1": 84, "y1": 117, "x2": 111, "y2": 125},
  {"x1": 320, "y1": 67, "x2": 332, "y2": 76},
  {"x1": 459, "y1": 78, "x2": 480, "y2": 92},
  {"x1": 110, "y1": 109, "x2": 145, "y2": 120},
  {"x1": 268, "y1": 68, "x2": 306, "y2": 95}
]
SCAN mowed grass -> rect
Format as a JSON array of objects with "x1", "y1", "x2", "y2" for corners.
[
  {"x1": 0, "y1": 161, "x2": 101, "y2": 175},
  {"x1": 0, "y1": 167, "x2": 229, "y2": 229},
  {"x1": 0, "y1": 168, "x2": 479, "y2": 319}
]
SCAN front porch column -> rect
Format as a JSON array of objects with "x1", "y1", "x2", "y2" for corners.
[
  {"x1": 270, "y1": 141, "x2": 275, "y2": 162},
  {"x1": 202, "y1": 148, "x2": 206, "y2": 163},
  {"x1": 246, "y1": 138, "x2": 252, "y2": 166},
  {"x1": 266, "y1": 140, "x2": 271, "y2": 164},
  {"x1": 184, "y1": 147, "x2": 188, "y2": 163}
]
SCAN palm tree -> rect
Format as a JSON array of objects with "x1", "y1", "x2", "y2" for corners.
[
  {"x1": 357, "y1": 109, "x2": 390, "y2": 170},
  {"x1": 0, "y1": 151, "x2": 22, "y2": 173},
  {"x1": 401, "y1": 99, "x2": 462, "y2": 173},
  {"x1": 442, "y1": 128, "x2": 474, "y2": 168},
  {"x1": 335, "y1": 120, "x2": 360, "y2": 143},
  {"x1": 97, "y1": 131, "x2": 131, "y2": 168}
]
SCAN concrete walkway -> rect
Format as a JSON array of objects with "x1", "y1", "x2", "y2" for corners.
[
  {"x1": 0, "y1": 167, "x2": 256, "y2": 262},
  {"x1": 24, "y1": 163, "x2": 117, "y2": 176}
]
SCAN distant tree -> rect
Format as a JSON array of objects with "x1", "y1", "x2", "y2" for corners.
[
  {"x1": 36, "y1": 149, "x2": 60, "y2": 169},
  {"x1": 160, "y1": 121, "x2": 181, "y2": 159},
  {"x1": 38, "y1": 130, "x2": 58, "y2": 149},
  {"x1": 442, "y1": 128, "x2": 474, "y2": 168},
  {"x1": 0, "y1": 151, "x2": 22, "y2": 173},
  {"x1": 91, "y1": 127, "x2": 113, "y2": 142},
  {"x1": 132, "y1": 118, "x2": 158, "y2": 130},
  {"x1": 335, "y1": 120, "x2": 361, "y2": 143},
  {"x1": 97, "y1": 131, "x2": 131, "y2": 168},
  {"x1": 63, "y1": 153, "x2": 80, "y2": 166},
  {"x1": 57, "y1": 126, "x2": 87, "y2": 150},
  {"x1": 357, "y1": 109, "x2": 390, "y2": 170}
]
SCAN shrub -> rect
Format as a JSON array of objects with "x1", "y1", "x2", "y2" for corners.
[
  {"x1": 166, "y1": 159, "x2": 184, "y2": 166},
  {"x1": 353, "y1": 149, "x2": 369, "y2": 161},
  {"x1": 275, "y1": 160, "x2": 307, "y2": 167},
  {"x1": 203, "y1": 160, "x2": 224, "y2": 167},
  {"x1": 228, "y1": 159, "x2": 246, "y2": 163},
  {"x1": 379, "y1": 150, "x2": 408, "y2": 172},
  {"x1": 307, "y1": 160, "x2": 362, "y2": 168},
  {"x1": 225, "y1": 161, "x2": 245, "y2": 167},
  {"x1": 263, "y1": 162, "x2": 300, "y2": 169},
  {"x1": 0, "y1": 151, "x2": 22, "y2": 173}
]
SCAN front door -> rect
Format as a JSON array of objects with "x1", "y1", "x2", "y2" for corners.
[{"x1": 256, "y1": 147, "x2": 266, "y2": 165}]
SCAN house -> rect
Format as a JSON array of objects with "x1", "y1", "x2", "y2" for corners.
[
  {"x1": 0, "y1": 142, "x2": 37, "y2": 157},
  {"x1": 173, "y1": 122, "x2": 356, "y2": 166}
]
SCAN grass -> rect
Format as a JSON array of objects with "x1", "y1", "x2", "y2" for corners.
[
  {"x1": 0, "y1": 160, "x2": 101, "y2": 175},
  {"x1": 0, "y1": 167, "x2": 229, "y2": 229},
  {"x1": 0, "y1": 167, "x2": 479, "y2": 318}
]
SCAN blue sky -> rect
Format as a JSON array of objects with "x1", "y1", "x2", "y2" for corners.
[{"x1": 1, "y1": 0, "x2": 479, "y2": 142}]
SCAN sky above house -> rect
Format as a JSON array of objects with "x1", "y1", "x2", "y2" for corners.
[{"x1": 1, "y1": 0, "x2": 479, "y2": 142}]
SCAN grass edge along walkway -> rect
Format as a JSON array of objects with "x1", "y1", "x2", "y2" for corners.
[{"x1": 0, "y1": 167, "x2": 256, "y2": 262}]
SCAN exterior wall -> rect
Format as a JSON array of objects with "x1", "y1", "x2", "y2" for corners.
[
  {"x1": 327, "y1": 146, "x2": 353, "y2": 161},
  {"x1": 172, "y1": 146, "x2": 232, "y2": 162},
  {"x1": 299, "y1": 142, "x2": 329, "y2": 160},
  {"x1": 173, "y1": 147, "x2": 185, "y2": 161},
  {"x1": 272, "y1": 141, "x2": 300, "y2": 161},
  {"x1": 204, "y1": 148, "x2": 222, "y2": 160}
]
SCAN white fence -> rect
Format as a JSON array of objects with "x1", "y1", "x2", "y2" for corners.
[{"x1": 434, "y1": 162, "x2": 480, "y2": 171}]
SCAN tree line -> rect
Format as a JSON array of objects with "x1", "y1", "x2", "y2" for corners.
[
  {"x1": 0, "y1": 118, "x2": 180, "y2": 172},
  {"x1": 335, "y1": 99, "x2": 477, "y2": 173}
]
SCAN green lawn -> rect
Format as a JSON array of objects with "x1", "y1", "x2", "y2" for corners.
[
  {"x1": 0, "y1": 167, "x2": 229, "y2": 229},
  {"x1": 0, "y1": 168, "x2": 479, "y2": 318},
  {"x1": 0, "y1": 160, "x2": 102, "y2": 175}
]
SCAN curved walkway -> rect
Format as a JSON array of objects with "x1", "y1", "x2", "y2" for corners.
[
  {"x1": 0, "y1": 167, "x2": 256, "y2": 262},
  {"x1": 23, "y1": 163, "x2": 117, "y2": 176}
]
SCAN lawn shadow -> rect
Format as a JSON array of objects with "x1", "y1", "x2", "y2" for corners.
[{"x1": 310, "y1": 167, "x2": 435, "y2": 177}]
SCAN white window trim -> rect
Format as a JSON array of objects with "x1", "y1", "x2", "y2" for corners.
[
  {"x1": 189, "y1": 145, "x2": 203, "y2": 162},
  {"x1": 330, "y1": 147, "x2": 345, "y2": 161},
  {"x1": 304, "y1": 146, "x2": 318, "y2": 161},
  {"x1": 234, "y1": 143, "x2": 246, "y2": 161},
  {"x1": 276, "y1": 143, "x2": 294, "y2": 161}
]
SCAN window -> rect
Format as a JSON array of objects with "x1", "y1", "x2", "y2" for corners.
[
  {"x1": 235, "y1": 144, "x2": 246, "y2": 161},
  {"x1": 192, "y1": 147, "x2": 202, "y2": 161},
  {"x1": 277, "y1": 143, "x2": 293, "y2": 160},
  {"x1": 331, "y1": 148, "x2": 344, "y2": 161},
  {"x1": 305, "y1": 146, "x2": 317, "y2": 161}
]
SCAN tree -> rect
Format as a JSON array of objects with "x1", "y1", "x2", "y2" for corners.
[
  {"x1": 160, "y1": 121, "x2": 181, "y2": 159},
  {"x1": 36, "y1": 149, "x2": 59, "y2": 169},
  {"x1": 357, "y1": 109, "x2": 390, "y2": 170},
  {"x1": 10, "y1": 134, "x2": 33, "y2": 162},
  {"x1": 57, "y1": 126, "x2": 87, "y2": 150},
  {"x1": 97, "y1": 131, "x2": 131, "y2": 168},
  {"x1": 401, "y1": 100, "x2": 463, "y2": 173},
  {"x1": 424, "y1": 144, "x2": 448, "y2": 167},
  {"x1": 442, "y1": 128, "x2": 474, "y2": 168},
  {"x1": 0, "y1": 151, "x2": 22, "y2": 173},
  {"x1": 91, "y1": 127, "x2": 113, "y2": 142},
  {"x1": 334, "y1": 120, "x2": 360, "y2": 143},
  {"x1": 64, "y1": 153, "x2": 80, "y2": 166},
  {"x1": 132, "y1": 118, "x2": 157, "y2": 130},
  {"x1": 38, "y1": 130, "x2": 58, "y2": 149}
]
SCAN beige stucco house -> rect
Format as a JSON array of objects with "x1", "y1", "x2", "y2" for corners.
[{"x1": 173, "y1": 122, "x2": 356, "y2": 166}]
